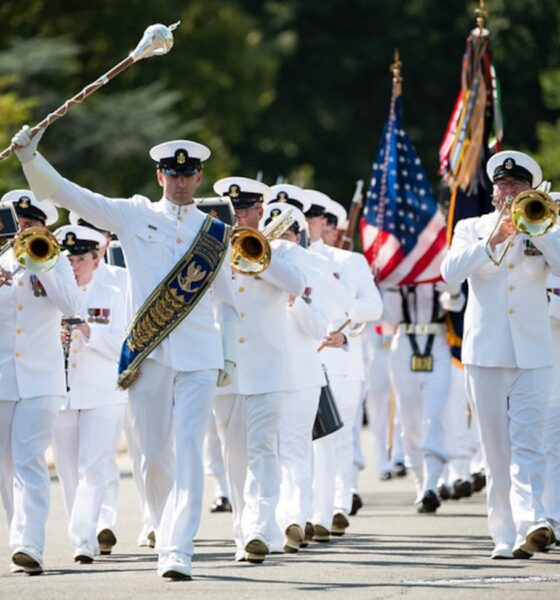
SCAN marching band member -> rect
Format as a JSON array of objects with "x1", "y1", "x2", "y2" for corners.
[
  {"x1": 306, "y1": 191, "x2": 383, "y2": 537},
  {"x1": 382, "y1": 280, "x2": 464, "y2": 513},
  {"x1": 11, "y1": 127, "x2": 239, "y2": 580},
  {"x1": 67, "y1": 212, "x2": 130, "y2": 555},
  {"x1": 442, "y1": 151, "x2": 560, "y2": 559},
  {"x1": 212, "y1": 177, "x2": 306, "y2": 563},
  {"x1": 261, "y1": 191, "x2": 331, "y2": 553},
  {"x1": 51, "y1": 224, "x2": 126, "y2": 564},
  {"x1": 0, "y1": 190, "x2": 82, "y2": 575}
]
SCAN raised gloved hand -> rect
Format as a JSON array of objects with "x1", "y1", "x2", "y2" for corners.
[
  {"x1": 435, "y1": 280, "x2": 461, "y2": 297},
  {"x1": 217, "y1": 359, "x2": 235, "y2": 387},
  {"x1": 11, "y1": 125, "x2": 45, "y2": 164}
]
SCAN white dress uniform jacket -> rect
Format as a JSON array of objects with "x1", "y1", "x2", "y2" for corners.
[
  {"x1": 0, "y1": 250, "x2": 83, "y2": 400},
  {"x1": 441, "y1": 212, "x2": 560, "y2": 368},
  {"x1": 50, "y1": 181, "x2": 238, "y2": 371},
  {"x1": 216, "y1": 240, "x2": 306, "y2": 396},
  {"x1": 65, "y1": 276, "x2": 127, "y2": 409}
]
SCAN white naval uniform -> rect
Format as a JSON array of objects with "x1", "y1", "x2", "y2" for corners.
[
  {"x1": 309, "y1": 240, "x2": 383, "y2": 521},
  {"x1": 543, "y1": 275, "x2": 560, "y2": 532},
  {"x1": 0, "y1": 250, "x2": 82, "y2": 556},
  {"x1": 274, "y1": 246, "x2": 332, "y2": 545},
  {"x1": 51, "y1": 268, "x2": 127, "y2": 556},
  {"x1": 383, "y1": 283, "x2": 464, "y2": 498},
  {"x1": 213, "y1": 240, "x2": 306, "y2": 554},
  {"x1": 40, "y1": 177, "x2": 239, "y2": 560},
  {"x1": 442, "y1": 211, "x2": 560, "y2": 549}
]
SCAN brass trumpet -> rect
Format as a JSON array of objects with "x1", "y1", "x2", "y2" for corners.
[
  {"x1": 231, "y1": 208, "x2": 295, "y2": 275},
  {"x1": 0, "y1": 226, "x2": 60, "y2": 287},
  {"x1": 485, "y1": 182, "x2": 558, "y2": 266}
]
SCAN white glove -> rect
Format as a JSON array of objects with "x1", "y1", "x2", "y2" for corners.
[
  {"x1": 435, "y1": 280, "x2": 461, "y2": 297},
  {"x1": 217, "y1": 359, "x2": 235, "y2": 387},
  {"x1": 12, "y1": 125, "x2": 45, "y2": 164}
]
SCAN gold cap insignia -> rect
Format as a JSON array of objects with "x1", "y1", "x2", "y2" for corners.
[
  {"x1": 504, "y1": 158, "x2": 515, "y2": 170},
  {"x1": 209, "y1": 209, "x2": 218, "y2": 218},
  {"x1": 229, "y1": 184, "x2": 240, "y2": 198},
  {"x1": 277, "y1": 192, "x2": 288, "y2": 202},
  {"x1": 271, "y1": 208, "x2": 281, "y2": 218},
  {"x1": 65, "y1": 232, "x2": 76, "y2": 246},
  {"x1": 0, "y1": 219, "x2": 4, "y2": 232},
  {"x1": 18, "y1": 196, "x2": 31, "y2": 209},
  {"x1": 177, "y1": 150, "x2": 187, "y2": 165}
]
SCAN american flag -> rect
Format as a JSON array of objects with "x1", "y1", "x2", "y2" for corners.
[{"x1": 360, "y1": 83, "x2": 447, "y2": 287}]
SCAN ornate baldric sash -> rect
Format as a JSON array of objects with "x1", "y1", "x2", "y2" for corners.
[{"x1": 118, "y1": 216, "x2": 230, "y2": 389}]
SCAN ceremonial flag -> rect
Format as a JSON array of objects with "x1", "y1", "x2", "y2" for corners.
[
  {"x1": 361, "y1": 56, "x2": 446, "y2": 286},
  {"x1": 438, "y1": 4, "x2": 503, "y2": 361}
]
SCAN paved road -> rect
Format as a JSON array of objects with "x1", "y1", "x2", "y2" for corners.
[{"x1": 2, "y1": 435, "x2": 560, "y2": 599}]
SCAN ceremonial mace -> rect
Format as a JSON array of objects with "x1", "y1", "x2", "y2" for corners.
[{"x1": 0, "y1": 21, "x2": 180, "y2": 162}]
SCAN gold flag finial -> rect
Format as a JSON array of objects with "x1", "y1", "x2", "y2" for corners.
[
  {"x1": 475, "y1": 0, "x2": 488, "y2": 35},
  {"x1": 390, "y1": 48, "x2": 402, "y2": 95}
]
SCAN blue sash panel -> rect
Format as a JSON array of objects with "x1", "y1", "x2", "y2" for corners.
[{"x1": 118, "y1": 216, "x2": 230, "y2": 389}]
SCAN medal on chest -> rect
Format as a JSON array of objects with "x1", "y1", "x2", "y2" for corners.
[
  {"x1": 29, "y1": 275, "x2": 47, "y2": 297},
  {"x1": 87, "y1": 308, "x2": 110, "y2": 324}
]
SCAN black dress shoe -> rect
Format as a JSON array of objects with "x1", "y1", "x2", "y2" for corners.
[
  {"x1": 394, "y1": 462, "x2": 407, "y2": 477},
  {"x1": 380, "y1": 471, "x2": 392, "y2": 481},
  {"x1": 416, "y1": 490, "x2": 441, "y2": 514},
  {"x1": 450, "y1": 479, "x2": 473, "y2": 500},
  {"x1": 437, "y1": 483, "x2": 451, "y2": 501},
  {"x1": 210, "y1": 496, "x2": 232, "y2": 513},
  {"x1": 471, "y1": 471, "x2": 486, "y2": 492},
  {"x1": 349, "y1": 493, "x2": 363, "y2": 516},
  {"x1": 97, "y1": 529, "x2": 117, "y2": 555}
]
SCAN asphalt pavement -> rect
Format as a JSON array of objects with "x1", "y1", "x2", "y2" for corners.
[{"x1": 1, "y1": 432, "x2": 560, "y2": 599}]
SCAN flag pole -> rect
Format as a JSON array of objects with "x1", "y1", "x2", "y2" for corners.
[{"x1": 371, "y1": 50, "x2": 402, "y2": 277}]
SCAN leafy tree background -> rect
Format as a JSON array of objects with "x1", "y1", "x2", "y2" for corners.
[{"x1": 0, "y1": 0, "x2": 559, "y2": 208}]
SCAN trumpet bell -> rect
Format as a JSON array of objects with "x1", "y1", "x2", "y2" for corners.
[
  {"x1": 13, "y1": 226, "x2": 60, "y2": 274},
  {"x1": 230, "y1": 227, "x2": 271, "y2": 275},
  {"x1": 511, "y1": 190, "x2": 558, "y2": 237}
]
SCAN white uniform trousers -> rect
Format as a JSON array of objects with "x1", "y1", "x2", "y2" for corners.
[
  {"x1": 97, "y1": 412, "x2": 126, "y2": 534},
  {"x1": 543, "y1": 321, "x2": 560, "y2": 524},
  {"x1": 389, "y1": 337, "x2": 450, "y2": 495},
  {"x1": 203, "y1": 411, "x2": 230, "y2": 499},
  {"x1": 351, "y1": 397, "x2": 366, "y2": 493},
  {"x1": 52, "y1": 405, "x2": 124, "y2": 551},
  {"x1": 276, "y1": 387, "x2": 320, "y2": 535},
  {"x1": 465, "y1": 365, "x2": 551, "y2": 547},
  {"x1": 443, "y1": 366, "x2": 472, "y2": 483},
  {"x1": 365, "y1": 341, "x2": 394, "y2": 475},
  {"x1": 127, "y1": 359, "x2": 217, "y2": 556},
  {"x1": 213, "y1": 391, "x2": 285, "y2": 551},
  {"x1": 333, "y1": 378, "x2": 363, "y2": 515},
  {"x1": 0, "y1": 396, "x2": 60, "y2": 553}
]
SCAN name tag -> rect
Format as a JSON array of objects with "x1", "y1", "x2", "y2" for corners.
[{"x1": 411, "y1": 353, "x2": 433, "y2": 372}]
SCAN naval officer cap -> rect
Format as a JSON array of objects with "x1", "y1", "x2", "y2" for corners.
[
  {"x1": 324, "y1": 199, "x2": 348, "y2": 229},
  {"x1": 150, "y1": 140, "x2": 211, "y2": 177},
  {"x1": 1, "y1": 189, "x2": 58, "y2": 226},
  {"x1": 262, "y1": 202, "x2": 307, "y2": 235},
  {"x1": 68, "y1": 210, "x2": 112, "y2": 238},
  {"x1": 265, "y1": 184, "x2": 311, "y2": 214},
  {"x1": 486, "y1": 150, "x2": 542, "y2": 188},
  {"x1": 304, "y1": 189, "x2": 332, "y2": 218},
  {"x1": 55, "y1": 225, "x2": 106, "y2": 256},
  {"x1": 213, "y1": 177, "x2": 270, "y2": 209}
]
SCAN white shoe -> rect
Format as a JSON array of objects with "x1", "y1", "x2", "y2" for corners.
[
  {"x1": 491, "y1": 543, "x2": 513, "y2": 559},
  {"x1": 73, "y1": 544, "x2": 96, "y2": 564},
  {"x1": 157, "y1": 551, "x2": 192, "y2": 580},
  {"x1": 234, "y1": 548, "x2": 247, "y2": 562},
  {"x1": 11, "y1": 546, "x2": 44, "y2": 574}
]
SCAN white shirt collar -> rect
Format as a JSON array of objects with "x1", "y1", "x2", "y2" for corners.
[{"x1": 158, "y1": 196, "x2": 194, "y2": 218}]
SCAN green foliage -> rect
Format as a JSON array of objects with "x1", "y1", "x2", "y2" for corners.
[{"x1": 0, "y1": 0, "x2": 559, "y2": 206}]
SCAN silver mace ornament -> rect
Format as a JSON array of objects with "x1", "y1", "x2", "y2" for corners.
[{"x1": 0, "y1": 21, "x2": 180, "y2": 162}]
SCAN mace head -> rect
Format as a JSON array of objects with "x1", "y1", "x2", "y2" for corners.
[{"x1": 130, "y1": 21, "x2": 180, "y2": 62}]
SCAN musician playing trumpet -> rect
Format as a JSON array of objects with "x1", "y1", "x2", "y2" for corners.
[
  {"x1": 442, "y1": 151, "x2": 560, "y2": 560},
  {"x1": 0, "y1": 191, "x2": 82, "y2": 575}
]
